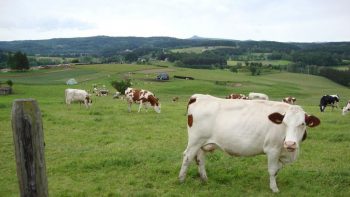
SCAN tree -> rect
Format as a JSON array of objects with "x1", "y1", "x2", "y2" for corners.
[
  {"x1": 6, "y1": 80, "x2": 13, "y2": 87},
  {"x1": 111, "y1": 79, "x2": 131, "y2": 94},
  {"x1": 8, "y1": 51, "x2": 29, "y2": 70}
]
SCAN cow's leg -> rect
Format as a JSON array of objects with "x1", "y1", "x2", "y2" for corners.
[
  {"x1": 195, "y1": 149, "x2": 207, "y2": 181},
  {"x1": 144, "y1": 102, "x2": 149, "y2": 112},
  {"x1": 267, "y1": 151, "x2": 282, "y2": 193},
  {"x1": 138, "y1": 101, "x2": 143, "y2": 112},
  {"x1": 128, "y1": 102, "x2": 132, "y2": 112},
  {"x1": 320, "y1": 105, "x2": 325, "y2": 112},
  {"x1": 179, "y1": 145, "x2": 201, "y2": 183}
]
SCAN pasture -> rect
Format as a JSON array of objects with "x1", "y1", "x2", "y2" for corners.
[{"x1": 0, "y1": 63, "x2": 349, "y2": 196}]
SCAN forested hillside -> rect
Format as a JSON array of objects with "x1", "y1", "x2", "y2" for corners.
[
  {"x1": 1, "y1": 36, "x2": 349, "y2": 86},
  {"x1": 1, "y1": 36, "x2": 344, "y2": 56}
]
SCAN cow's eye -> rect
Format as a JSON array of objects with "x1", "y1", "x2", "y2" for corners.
[{"x1": 301, "y1": 123, "x2": 305, "y2": 126}]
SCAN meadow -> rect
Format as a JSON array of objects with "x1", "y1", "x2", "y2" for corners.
[{"x1": 0, "y1": 63, "x2": 349, "y2": 196}]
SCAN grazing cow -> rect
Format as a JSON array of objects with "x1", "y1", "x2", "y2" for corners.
[
  {"x1": 282, "y1": 96, "x2": 296, "y2": 104},
  {"x1": 248, "y1": 92, "x2": 269, "y2": 100},
  {"x1": 319, "y1": 94, "x2": 340, "y2": 112},
  {"x1": 65, "y1": 88, "x2": 92, "y2": 108},
  {"x1": 179, "y1": 94, "x2": 320, "y2": 192},
  {"x1": 226, "y1": 93, "x2": 248, "y2": 100},
  {"x1": 342, "y1": 100, "x2": 350, "y2": 115},
  {"x1": 125, "y1": 87, "x2": 161, "y2": 113},
  {"x1": 98, "y1": 89, "x2": 109, "y2": 96}
]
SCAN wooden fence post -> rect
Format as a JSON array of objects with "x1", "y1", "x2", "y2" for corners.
[{"x1": 11, "y1": 99, "x2": 48, "y2": 197}]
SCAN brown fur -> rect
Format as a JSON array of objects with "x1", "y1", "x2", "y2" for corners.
[
  {"x1": 226, "y1": 93, "x2": 247, "y2": 99},
  {"x1": 132, "y1": 90, "x2": 141, "y2": 102},
  {"x1": 147, "y1": 95, "x2": 159, "y2": 107},
  {"x1": 188, "y1": 114, "x2": 193, "y2": 127},
  {"x1": 187, "y1": 97, "x2": 196, "y2": 111}
]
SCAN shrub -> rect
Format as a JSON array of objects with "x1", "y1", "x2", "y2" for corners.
[
  {"x1": 111, "y1": 79, "x2": 131, "y2": 94},
  {"x1": 6, "y1": 80, "x2": 13, "y2": 87}
]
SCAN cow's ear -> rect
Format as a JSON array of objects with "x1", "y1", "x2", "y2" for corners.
[
  {"x1": 268, "y1": 112, "x2": 284, "y2": 124},
  {"x1": 305, "y1": 115, "x2": 320, "y2": 127}
]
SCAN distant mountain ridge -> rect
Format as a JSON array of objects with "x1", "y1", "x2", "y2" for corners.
[{"x1": 0, "y1": 35, "x2": 349, "y2": 57}]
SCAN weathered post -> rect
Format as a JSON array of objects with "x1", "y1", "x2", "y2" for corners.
[{"x1": 11, "y1": 99, "x2": 48, "y2": 197}]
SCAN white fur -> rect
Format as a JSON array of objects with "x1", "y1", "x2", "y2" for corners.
[
  {"x1": 248, "y1": 92, "x2": 269, "y2": 100},
  {"x1": 342, "y1": 101, "x2": 350, "y2": 115},
  {"x1": 65, "y1": 88, "x2": 91, "y2": 108}
]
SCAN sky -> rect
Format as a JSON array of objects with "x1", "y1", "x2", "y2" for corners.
[{"x1": 0, "y1": 0, "x2": 349, "y2": 42}]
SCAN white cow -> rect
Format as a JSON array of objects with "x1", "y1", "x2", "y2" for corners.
[
  {"x1": 342, "y1": 100, "x2": 350, "y2": 115},
  {"x1": 65, "y1": 88, "x2": 92, "y2": 108},
  {"x1": 248, "y1": 92, "x2": 269, "y2": 100},
  {"x1": 179, "y1": 94, "x2": 320, "y2": 192}
]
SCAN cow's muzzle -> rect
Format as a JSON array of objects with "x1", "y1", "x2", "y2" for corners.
[{"x1": 284, "y1": 141, "x2": 297, "y2": 152}]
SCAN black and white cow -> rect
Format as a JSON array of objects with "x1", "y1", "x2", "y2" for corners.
[{"x1": 319, "y1": 94, "x2": 340, "y2": 112}]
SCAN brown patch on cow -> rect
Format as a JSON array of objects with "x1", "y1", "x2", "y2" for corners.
[
  {"x1": 187, "y1": 114, "x2": 193, "y2": 127},
  {"x1": 132, "y1": 89, "x2": 141, "y2": 102},
  {"x1": 147, "y1": 95, "x2": 159, "y2": 107},
  {"x1": 226, "y1": 93, "x2": 247, "y2": 99}
]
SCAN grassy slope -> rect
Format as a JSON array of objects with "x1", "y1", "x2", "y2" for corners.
[{"x1": 0, "y1": 64, "x2": 349, "y2": 196}]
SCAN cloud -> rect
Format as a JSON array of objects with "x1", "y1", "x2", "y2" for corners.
[
  {"x1": 0, "y1": 17, "x2": 95, "y2": 31},
  {"x1": 0, "y1": 0, "x2": 349, "y2": 41}
]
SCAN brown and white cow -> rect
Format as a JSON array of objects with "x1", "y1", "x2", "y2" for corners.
[
  {"x1": 179, "y1": 94, "x2": 320, "y2": 192},
  {"x1": 225, "y1": 93, "x2": 248, "y2": 100},
  {"x1": 125, "y1": 87, "x2": 161, "y2": 113},
  {"x1": 282, "y1": 96, "x2": 296, "y2": 104}
]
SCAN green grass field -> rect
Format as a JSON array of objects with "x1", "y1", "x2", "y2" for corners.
[{"x1": 0, "y1": 64, "x2": 349, "y2": 196}]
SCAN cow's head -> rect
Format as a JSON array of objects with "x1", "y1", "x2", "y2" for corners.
[
  {"x1": 147, "y1": 95, "x2": 161, "y2": 113},
  {"x1": 268, "y1": 106, "x2": 320, "y2": 152},
  {"x1": 85, "y1": 95, "x2": 92, "y2": 107}
]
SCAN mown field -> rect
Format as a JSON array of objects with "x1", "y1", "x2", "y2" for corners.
[{"x1": 0, "y1": 63, "x2": 349, "y2": 196}]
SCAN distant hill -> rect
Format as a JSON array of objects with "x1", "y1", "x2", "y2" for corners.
[{"x1": 0, "y1": 35, "x2": 349, "y2": 57}]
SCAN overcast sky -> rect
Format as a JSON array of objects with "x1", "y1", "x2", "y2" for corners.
[{"x1": 0, "y1": 0, "x2": 349, "y2": 42}]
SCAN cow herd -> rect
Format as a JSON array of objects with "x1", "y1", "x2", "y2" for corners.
[{"x1": 64, "y1": 87, "x2": 348, "y2": 192}]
